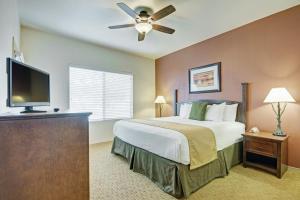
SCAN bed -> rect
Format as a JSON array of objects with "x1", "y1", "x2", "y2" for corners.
[{"x1": 111, "y1": 83, "x2": 248, "y2": 198}]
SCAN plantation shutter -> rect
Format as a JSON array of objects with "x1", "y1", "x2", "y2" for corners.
[{"x1": 69, "y1": 67, "x2": 133, "y2": 121}]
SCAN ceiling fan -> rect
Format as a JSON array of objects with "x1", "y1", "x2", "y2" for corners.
[{"x1": 108, "y1": 2, "x2": 176, "y2": 41}]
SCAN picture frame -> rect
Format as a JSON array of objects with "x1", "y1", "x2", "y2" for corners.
[{"x1": 189, "y1": 62, "x2": 221, "y2": 93}]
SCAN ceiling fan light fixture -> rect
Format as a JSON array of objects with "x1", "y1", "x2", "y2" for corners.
[{"x1": 135, "y1": 22, "x2": 152, "y2": 33}]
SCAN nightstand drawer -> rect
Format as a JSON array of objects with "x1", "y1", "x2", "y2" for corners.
[{"x1": 245, "y1": 138, "x2": 277, "y2": 157}]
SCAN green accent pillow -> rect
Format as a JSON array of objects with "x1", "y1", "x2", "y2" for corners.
[{"x1": 189, "y1": 102, "x2": 208, "y2": 121}]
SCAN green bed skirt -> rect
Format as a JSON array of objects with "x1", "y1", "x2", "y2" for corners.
[{"x1": 111, "y1": 137, "x2": 243, "y2": 198}]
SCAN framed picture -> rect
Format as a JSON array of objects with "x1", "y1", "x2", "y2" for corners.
[{"x1": 189, "y1": 62, "x2": 221, "y2": 93}]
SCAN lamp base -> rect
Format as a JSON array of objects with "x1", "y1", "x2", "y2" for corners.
[{"x1": 273, "y1": 128, "x2": 286, "y2": 137}]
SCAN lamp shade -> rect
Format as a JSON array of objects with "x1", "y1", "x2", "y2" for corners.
[
  {"x1": 154, "y1": 96, "x2": 166, "y2": 104},
  {"x1": 135, "y1": 22, "x2": 152, "y2": 33},
  {"x1": 264, "y1": 88, "x2": 295, "y2": 103}
]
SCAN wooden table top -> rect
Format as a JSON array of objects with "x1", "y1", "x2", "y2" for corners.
[
  {"x1": 242, "y1": 131, "x2": 289, "y2": 142},
  {"x1": 0, "y1": 111, "x2": 92, "y2": 121}
]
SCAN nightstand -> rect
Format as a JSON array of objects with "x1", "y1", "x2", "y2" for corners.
[{"x1": 242, "y1": 132, "x2": 288, "y2": 178}]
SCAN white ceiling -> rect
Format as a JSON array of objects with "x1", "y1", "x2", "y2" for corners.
[{"x1": 18, "y1": 0, "x2": 300, "y2": 59}]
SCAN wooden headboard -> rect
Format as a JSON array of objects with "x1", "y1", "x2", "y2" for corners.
[{"x1": 174, "y1": 83, "x2": 249, "y2": 125}]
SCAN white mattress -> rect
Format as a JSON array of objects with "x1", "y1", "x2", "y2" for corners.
[{"x1": 113, "y1": 116, "x2": 245, "y2": 165}]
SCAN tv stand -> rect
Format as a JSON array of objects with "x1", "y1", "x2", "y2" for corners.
[
  {"x1": 21, "y1": 106, "x2": 47, "y2": 113},
  {"x1": 0, "y1": 112, "x2": 91, "y2": 199}
]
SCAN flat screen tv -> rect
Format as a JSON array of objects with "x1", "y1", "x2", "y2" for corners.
[{"x1": 7, "y1": 58, "x2": 50, "y2": 113}]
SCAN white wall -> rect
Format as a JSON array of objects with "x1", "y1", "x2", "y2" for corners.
[
  {"x1": 0, "y1": 0, "x2": 20, "y2": 112},
  {"x1": 21, "y1": 27, "x2": 155, "y2": 144}
]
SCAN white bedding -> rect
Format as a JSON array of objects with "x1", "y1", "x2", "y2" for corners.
[{"x1": 113, "y1": 116, "x2": 245, "y2": 165}]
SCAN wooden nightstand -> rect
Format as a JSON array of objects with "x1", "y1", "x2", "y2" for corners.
[{"x1": 242, "y1": 132, "x2": 288, "y2": 178}]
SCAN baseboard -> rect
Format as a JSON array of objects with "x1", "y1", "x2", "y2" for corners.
[
  {"x1": 288, "y1": 166, "x2": 300, "y2": 170},
  {"x1": 89, "y1": 139, "x2": 113, "y2": 145}
]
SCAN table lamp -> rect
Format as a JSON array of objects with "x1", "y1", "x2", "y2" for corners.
[
  {"x1": 154, "y1": 96, "x2": 166, "y2": 117},
  {"x1": 264, "y1": 88, "x2": 295, "y2": 136}
]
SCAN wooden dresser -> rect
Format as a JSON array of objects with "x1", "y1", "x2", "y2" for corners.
[
  {"x1": 0, "y1": 112, "x2": 91, "y2": 200},
  {"x1": 242, "y1": 132, "x2": 288, "y2": 178}
]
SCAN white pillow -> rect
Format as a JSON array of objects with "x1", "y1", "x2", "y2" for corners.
[
  {"x1": 223, "y1": 104, "x2": 238, "y2": 121},
  {"x1": 179, "y1": 103, "x2": 192, "y2": 119},
  {"x1": 179, "y1": 104, "x2": 187, "y2": 118},
  {"x1": 205, "y1": 103, "x2": 226, "y2": 121},
  {"x1": 185, "y1": 104, "x2": 192, "y2": 118}
]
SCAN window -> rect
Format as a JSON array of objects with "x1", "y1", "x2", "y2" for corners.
[{"x1": 69, "y1": 67, "x2": 133, "y2": 121}]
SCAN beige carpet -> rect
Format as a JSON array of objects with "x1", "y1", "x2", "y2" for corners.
[{"x1": 90, "y1": 142, "x2": 300, "y2": 200}]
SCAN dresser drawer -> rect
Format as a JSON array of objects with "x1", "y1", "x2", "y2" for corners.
[{"x1": 245, "y1": 138, "x2": 277, "y2": 157}]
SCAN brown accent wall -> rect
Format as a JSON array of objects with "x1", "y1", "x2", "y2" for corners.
[{"x1": 155, "y1": 5, "x2": 300, "y2": 168}]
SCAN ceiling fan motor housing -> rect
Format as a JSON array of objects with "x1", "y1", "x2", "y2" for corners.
[
  {"x1": 134, "y1": 6, "x2": 154, "y2": 16},
  {"x1": 139, "y1": 11, "x2": 150, "y2": 18}
]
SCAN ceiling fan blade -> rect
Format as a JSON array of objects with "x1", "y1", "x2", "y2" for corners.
[
  {"x1": 151, "y1": 5, "x2": 176, "y2": 21},
  {"x1": 117, "y1": 2, "x2": 139, "y2": 19},
  {"x1": 108, "y1": 24, "x2": 135, "y2": 29},
  {"x1": 152, "y1": 24, "x2": 175, "y2": 34},
  {"x1": 138, "y1": 32, "x2": 145, "y2": 41}
]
